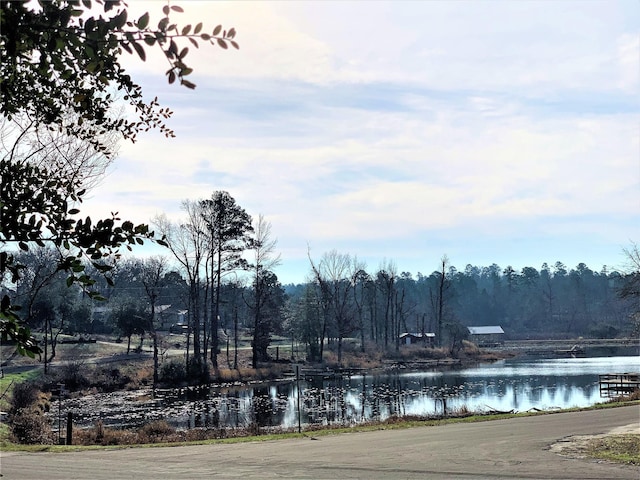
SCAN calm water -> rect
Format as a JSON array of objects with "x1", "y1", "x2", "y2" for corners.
[{"x1": 61, "y1": 354, "x2": 639, "y2": 430}]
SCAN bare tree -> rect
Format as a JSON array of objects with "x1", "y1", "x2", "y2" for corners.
[
  {"x1": 351, "y1": 262, "x2": 370, "y2": 353},
  {"x1": 1, "y1": 113, "x2": 118, "y2": 191},
  {"x1": 430, "y1": 255, "x2": 451, "y2": 348},
  {"x1": 154, "y1": 203, "x2": 207, "y2": 375},
  {"x1": 139, "y1": 256, "x2": 169, "y2": 386},
  {"x1": 309, "y1": 250, "x2": 357, "y2": 365},
  {"x1": 13, "y1": 246, "x2": 71, "y2": 373},
  {"x1": 376, "y1": 259, "x2": 397, "y2": 348},
  {"x1": 248, "y1": 215, "x2": 281, "y2": 367},
  {"x1": 619, "y1": 242, "x2": 640, "y2": 336}
]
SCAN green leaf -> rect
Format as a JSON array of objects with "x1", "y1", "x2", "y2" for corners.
[
  {"x1": 113, "y1": 9, "x2": 128, "y2": 29},
  {"x1": 216, "y1": 38, "x2": 228, "y2": 49},
  {"x1": 132, "y1": 41, "x2": 146, "y2": 61},
  {"x1": 194, "y1": 22, "x2": 203, "y2": 34},
  {"x1": 168, "y1": 70, "x2": 176, "y2": 84},
  {"x1": 182, "y1": 25, "x2": 191, "y2": 35},
  {"x1": 158, "y1": 17, "x2": 169, "y2": 31},
  {"x1": 200, "y1": 33, "x2": 211, "y2": 40},
  {"x1": 137, "y1": 12, "x2": 150, "y2": 29},
  {"x1": 213, "y1": 25, "x2": 222, "y2": 36}
]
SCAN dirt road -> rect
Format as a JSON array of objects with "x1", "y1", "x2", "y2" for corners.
[{"x1": 1, "y1": 405, "x2": 638, "y2": 480}]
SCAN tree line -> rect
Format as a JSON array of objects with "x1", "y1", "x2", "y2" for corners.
[{"x1": 9, "y1": 204, "x2": 639, "y2": 374}]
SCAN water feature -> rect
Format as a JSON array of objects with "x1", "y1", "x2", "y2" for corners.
[{"x1": 58, "y1": 354, "x2": 639, "y2": 431}]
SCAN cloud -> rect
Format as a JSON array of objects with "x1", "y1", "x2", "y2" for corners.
[
  {"x1": 81, "y1": 1, "x2": 639, "y2": 282},
  {"x1": 616, "y1": 33, "x2": 640, "y2": 92}
]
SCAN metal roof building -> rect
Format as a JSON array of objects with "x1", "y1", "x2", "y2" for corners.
[
  {"x1": 399, "y1": 332, "x2": 436, "y2": 345},
  {"x1": 467, "y1": 326, "x2": 505, "y2": 335}
]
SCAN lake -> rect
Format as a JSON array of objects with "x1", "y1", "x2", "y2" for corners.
[{"x1": 60, "y1": 352, "x2": 639, "y2": 431}]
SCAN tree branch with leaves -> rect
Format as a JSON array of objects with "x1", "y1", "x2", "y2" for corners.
[{"x1": 1, "y1": 0, "x2": 239, "y2": 356}]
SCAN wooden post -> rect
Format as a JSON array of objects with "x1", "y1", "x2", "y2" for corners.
[
  {"x1": 295, "y1": 364, "x2": 301, "y2": 434},
  {"x1": 66, "y1": 412, "x2": 73, "y2": 445}
]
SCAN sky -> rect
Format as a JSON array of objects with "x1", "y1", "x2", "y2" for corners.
[{"x1": 83, "y1": 0, "x2": 640, "y2": 284}]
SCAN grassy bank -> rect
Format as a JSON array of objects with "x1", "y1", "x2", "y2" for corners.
[
  {"x1": 1, "y1": 392, "x2": 638, "y2": 454},
  {"x1": 585, "y1": 434, "x2": 640, "y2": 465},
  {"x1": 1, "y1": 343, "x2": 637, "y2": 466}
]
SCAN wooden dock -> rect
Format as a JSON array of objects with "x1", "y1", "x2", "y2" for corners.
[{"x1": 599, "y1": 373, "x2": 640, "y2": 397}]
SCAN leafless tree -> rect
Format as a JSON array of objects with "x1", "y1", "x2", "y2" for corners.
[
  {"x1": 248, "y1": 214, "x2": 281, "y2": 367},
  {"x1": 139, "y1": 256, "x2": 170, "y2": 386},
  {"x1": 1, "y1": 112, "x2": 119, "y2": 192},
  {"x1": 309, "y1": 250, "x2": 357, "y2": 365},
  {"x1": 154, "y1": 203, "x2": 208, "y2": 373},
  {"x1": 430, "y1": 255, "x2": 451, "y2": 348},
  {"x1": 620, "y1": 242, "x2": 640, "y2": 336}
]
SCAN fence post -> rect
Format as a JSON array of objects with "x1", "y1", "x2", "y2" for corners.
[{"x1": 66, "y1": 412, "x2": 73, "y2": 445}]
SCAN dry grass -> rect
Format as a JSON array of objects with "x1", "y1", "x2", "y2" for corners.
[
  {"x1": 585, "y1": 434, "x2": 640, "y2": 465},
  {"x1": 213, "y1": 365, "x2": 287, "y2": 383},
  {"x1": 608, "y1": 389, "x2": 640, "y2": 403},
  {"x1": 70, "y1": 419, "x2": 277, "y2": 446}
]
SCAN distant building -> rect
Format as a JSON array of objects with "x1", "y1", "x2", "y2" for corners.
[
  {"x1": 155, "y1": 305, "x2": 187, "y2": 330},
  {"x1": 399, "y1": 332, "x2": 436, "y2": 346},
  {"x1": 467, "y1": 325, "x2": 505, "y2": 345}
]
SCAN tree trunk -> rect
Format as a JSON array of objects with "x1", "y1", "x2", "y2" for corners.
[
  {"x1": 233, "y1": 307, "x2": 238, "y2": 369},
  {"x1": 153, "y1": 332, "x2": 159, "y2": 386}
]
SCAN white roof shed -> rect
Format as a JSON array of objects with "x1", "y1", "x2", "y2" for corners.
[{"x1": 467, "y1": 326, "x2": 504, "y2": 335}]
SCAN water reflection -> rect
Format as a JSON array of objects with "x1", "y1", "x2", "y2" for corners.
[{"x1": 62, "y1": 355, "x2": 639, "y2": 430}]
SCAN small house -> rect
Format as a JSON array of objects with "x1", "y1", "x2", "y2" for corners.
[
  {"x1": 155, "y1": 305, "x2": 187, "y2": 330},
  {"x1": 466, "y1": 325, "x2": 504, "y2": 346},
  {"x1": 399, "y1": 332, "x2": 436, "y2": 346}
]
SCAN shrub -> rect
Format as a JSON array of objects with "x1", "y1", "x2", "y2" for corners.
[
  {"x1": 73, "y1": 420, "x2": 138, "y2": 446},
  {"x1": 57, "y1": 361, "x2": 91, "y2": 390},
  {"x1": 137, "y1": 420, "x2": 176, "y2": 443},
  {"x1": 91, "y1": 366, "x2": 132, "y2": 392},
  {"x1": 588, "y1": 324, "x2": 619, "y2": 339},
  {"x1": 9, "y1": 381, "x2": 41, "y2": 413},
  {"x1": 160, "y1": 360, "x2": 186, "y2": 385},
  {"x1": 187, "y1": 359, "x2": 210, "y2": 384},
  {"x1": 9, "y1": 407, "x2": 53, "y2": 444}
]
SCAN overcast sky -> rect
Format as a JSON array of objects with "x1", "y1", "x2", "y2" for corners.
[{"x1": 84, "y1": 0, "x2": 639, "y2": 284}]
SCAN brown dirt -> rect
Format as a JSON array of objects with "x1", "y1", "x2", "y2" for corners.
[{"x1": 549, "y1": 423, "x2": 640, "y2": 462}]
